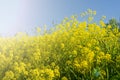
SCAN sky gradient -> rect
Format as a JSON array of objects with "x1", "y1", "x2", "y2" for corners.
[{"x1": 0, "y1": 0, "x2": 120, "y2": 36}]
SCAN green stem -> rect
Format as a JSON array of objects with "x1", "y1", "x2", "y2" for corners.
[{"x1": 106, "y1": 63, "x2": 109, "y2": 80}]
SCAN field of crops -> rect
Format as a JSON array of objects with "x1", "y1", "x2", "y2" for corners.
[{"x1": 0, "y1": 10, "x2": 120, "y2": 80}]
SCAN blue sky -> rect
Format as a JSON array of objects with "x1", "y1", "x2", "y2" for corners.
[{"x1": 0, "y1": 0, "x2": 120, "y2": 36}]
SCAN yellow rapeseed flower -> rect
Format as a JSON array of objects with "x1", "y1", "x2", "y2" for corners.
[
  {"x1": 81, "y1": 60, "x2": 88, "y2": 68},
  {"x1": 105, "y1": 53, "x2": 111, "y2": 61},
  {"x1": 87, "y1": 43, "x2": 92, "y2": 47},
  {"x1": 3, "y1": 71, "x2": 15, "y2": 80},
  {"x1": 87, "y1": 51, "x2": 95, "y2": 62},
  {"x1": 100, "y1": 20, "x2": 106, "y2": 27},
  {"x1": 66, "y1": 60, "x2": 71, "y2": 65},
  {"x1": 54, "y1": 69, "x2": 60, "y2": 77},
  {"x1": 44, "y1": 69, "x2": 55, "y2": 79},
  {"x1": 107, "y1": 25, "x2": 111, "y2": 29},
  {"x1": 61, "y1": 76, "x2": 68, "y2": 80},
  {"x1": 72, "y1": 50, "x2": 77, "y2": 57},
  {"x1": 95, "y1": 46, "x2": 100, "y2": 51}
]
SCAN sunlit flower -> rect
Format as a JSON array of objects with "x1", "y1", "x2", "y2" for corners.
[
  {"x1": 87, "y1": 51, "x2": 95, "y2": 62},
  {"x1": 81, "y1": 60, "x2": 88, "y2": 68},
  {"x1": 105, "y1": 53, "x2": 111, "y2": 61}
]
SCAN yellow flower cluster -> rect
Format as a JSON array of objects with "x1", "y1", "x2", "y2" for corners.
[{"x1": 0, "y1": 10, "x2": 120, "y2": 80}]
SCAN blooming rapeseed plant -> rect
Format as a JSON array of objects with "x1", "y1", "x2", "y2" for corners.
[{"x1": 0, "y1": 10, "x2": 119, "y2": 80}]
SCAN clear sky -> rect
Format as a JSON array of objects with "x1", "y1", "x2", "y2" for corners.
[{"x1": 0, "y1": 0, "x2": 120, "y2": 36}]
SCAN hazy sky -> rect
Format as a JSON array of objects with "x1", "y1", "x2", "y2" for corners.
[{"x1": 0, "y1": 0, "x2": 120, "y2": 36}]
